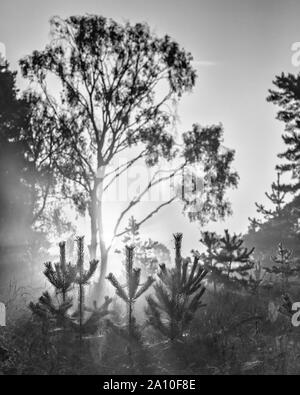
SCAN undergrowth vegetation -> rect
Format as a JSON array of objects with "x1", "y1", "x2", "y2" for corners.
[{"x1": 1, "y1": 231, "x2": 300, "y2": 375}]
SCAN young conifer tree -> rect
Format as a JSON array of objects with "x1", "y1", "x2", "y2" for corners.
[
  {"x1": 30, "y1": 241, "x2": 77, "y2": 327},
  {"x1": 246, "y1": 260, "x2": 266, "y2": 294},
  {"x1": 74, "y1": 236, "x2": 98, "y2": 342},
  {"x1": 200, "y1": 229, "x2": 255, "y2": 289},
  {"x1": 46, "y1": 242, "x2": 77, "y2": 301},
  {"x1": 30, "y1": 238, "x2": 111, "y2": 337},
  {"x1": 199, "y1": 231, "x2": 220, "y2": 291},
  {"x1": 265, "y1": 242, "x2": 300, "y2": 292},
  {"x1": 248, "y1": 172, "x2": 287, "y2": 232},
  {"x1": 146, "y1": 233, "x2": 207, "y2": 341},
  {"x1": 107, "y1": 246, "x2": 155, "y2": 338}
]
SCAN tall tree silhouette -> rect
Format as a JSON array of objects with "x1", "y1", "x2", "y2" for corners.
[
  {"x1": 0, "y1": 63, "x2": 29, "y2": 252},
  {"x1": 0, "y1": 63, "x2": 58, "y2": 283},
  {"x1": 267, "y1": 72, "x2": 300, "y2": 193},
  {"x1": 20, "y1": 15, "x2": 238, "y2": 296}
]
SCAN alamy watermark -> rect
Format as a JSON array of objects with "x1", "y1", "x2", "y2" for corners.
[
  {"x1": 292, "y1": 302, "x2": 300, "y2": 327},
  {"x1": 96, "y1": 158, "x2": 211, "y2": 217}
]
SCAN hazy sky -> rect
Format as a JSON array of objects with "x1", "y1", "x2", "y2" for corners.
[{"x1": 1, "y1": 0, "x2": 299, "y2": 254}]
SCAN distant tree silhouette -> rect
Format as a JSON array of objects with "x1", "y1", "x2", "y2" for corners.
[
  {"x1": 0, "y1": 62, "x2": 74, "y2": 286},
  {"x1": 0, "y1": 63, "x2": 30, "y2": 253},
  {"x1": 264, "y1": 242, "x2": 300, "y2": 292},
  {"x1": 248, "y1": 173, "x2": 287, "y2": 232},
  {"x1": 243, "y1": 69, "x2": 300, "y2": 264},
  {"x1": 20, "y1": 15, "x2": 238, "y2": 297},
  {"x1": 22, "y1": 92, "x2": 66, "y2": 234},
  {"x1": 115, "y1": 216, "x2": 171, "y2": 277},
  {"x1": 242, "y1": 70, "x2": 300, "y2": 265},
  {"x1": 244, "y1": 194, "x2": 300, "y2": 267},
  {"x1": 0, "y1": 63, "x2": 58, "y2": 283},
  {"x1": 200, "y1": 229, "x2": 255, "y2": 289}
]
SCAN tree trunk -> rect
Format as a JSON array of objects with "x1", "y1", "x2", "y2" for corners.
[
  {"x1": 90, "y1": 167, "x2": 109, "y2": 302},
  {"x1": 89, "y1": 188, "x2": 98, "y2": 260},
  {"x1": 97, "y1": 244, "x2": 108, "y2": 302},
  {"x1": 128, "y1": 299, "x2": 133, "y2": 338},
  {"x1": 97, "y1": 177, "x2": 109, "y2": 302}
]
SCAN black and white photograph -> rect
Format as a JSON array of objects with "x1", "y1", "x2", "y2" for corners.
[{"x1": 1, "y1": 0, "x2": 300, "y2": 378}]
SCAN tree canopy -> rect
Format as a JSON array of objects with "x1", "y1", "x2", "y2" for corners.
[{"x1": 20, "y1": 15, "x2": 238, "y2": 294}]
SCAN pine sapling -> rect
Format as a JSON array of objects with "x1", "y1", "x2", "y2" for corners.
[
  {"x1": 74, "y1": 236, "x2": 98, "y2": 343},
  {"x1": 44, "y1": 241, "x2": 77, "y2": 303},
  {"x1": 256, "y1": 173, "x2": 287, "y2": 218},
  {"x1": 30, "y1": 241, "x2": 77, "y2": 329},
  {"x1": 200, "y1": 229, "x2": 255, "y2": 290},
  {"x1": 146, "y1": 233, "x2": 208, "y2": 341},
  {"x1": 107, "y1": 246, "x2": 155, "y2": 339},
  {"x1": 265, "y1": 243, "x2": 300, "y2": 292},
  {"x1": 246, "y1": 260, "x2": 266, "y2": 294},
  {"x1": 30, "y1": 237, "x2": 110, "y2": 338},
  {"x1": 199, "y1": 231, "x2": 220, "y2": 291},
  {"x1": 249, "y1": 172, "x2": 287, "y2": 231}
]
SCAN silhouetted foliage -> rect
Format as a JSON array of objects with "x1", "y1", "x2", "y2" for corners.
[
  {"x1": 20, "y1": 15, "x2": 238, "y2": 295},
  {"x1": 249, "y1": 173, "x2": 287, "y2": 232},
  {"x1": 146, "y1": 233, "x2": 207, "y2": 341},
  {"x1": 30, "y1": 237, "x2": 110, "y2": 339},
  {"x1": 245, "y1": 194, "x2": 300, "y2": 268},
  {"x1": 43, "y1": 241, "x2": 77, "y2": 302},
  {"x1": 0, "y1": 64, "x2": 31, "y2": 254},
  {"x1": 200, "y1": 230, "x2": 255, "y2": 289},
  {"x1": 107, "y1": 246, "x2": 155, "y2": 339},
  {"x1": 267, "y1": 72, "x2": 300, "y2": 193},
  {"x1": 0, "y1": 63, "x2": 69, "y2": 287},
  {"x1": 264, "y1": 242, "x2": 300, "y2": 292}
]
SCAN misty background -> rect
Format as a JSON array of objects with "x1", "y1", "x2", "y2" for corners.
[{"x1": 0, "y1": 0, "x2": 299, "y2": 255}]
